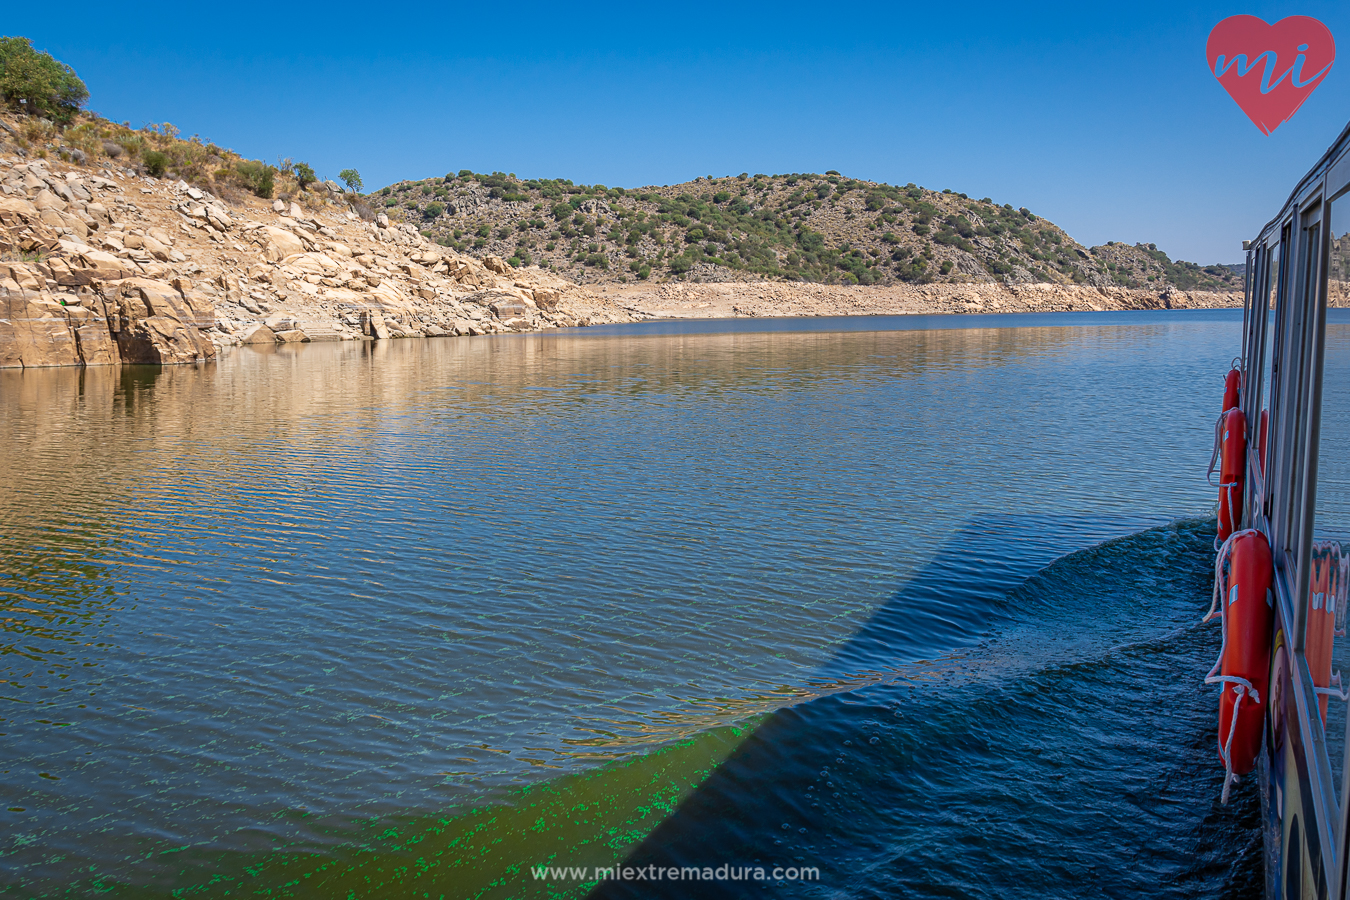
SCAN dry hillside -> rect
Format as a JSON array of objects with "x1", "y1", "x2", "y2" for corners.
[
  {"x1": 378, "y1": 171, "x2": 1243, "y2": 292},
  {"x1": 0, "y1": 105, "x2": 1242, "y2": 371},
  {"x1": 0, "y1": 111, "x2": 634, "y2": 369}
]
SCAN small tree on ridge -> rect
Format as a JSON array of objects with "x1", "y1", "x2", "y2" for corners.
[{"x1": 0, "y1": 36, "x2": 88, "y2": 124}]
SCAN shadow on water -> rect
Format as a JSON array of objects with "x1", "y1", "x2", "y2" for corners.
[
  {"x1": 104, "y1": 516, "x2": 1268, "y2": 900},
  {"x1": 577, "y1": 516, "x2": 1264, "y2": 900},
  {"x1": 55, "y1": 517, "x2": 1036, "y2": 899},
  {"x1": 1, "y1": 516, "x2": 1254, "y2": 899}
]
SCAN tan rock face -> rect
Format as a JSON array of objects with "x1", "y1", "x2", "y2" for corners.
[
  {"x1": 65, "y1": 303, "x2": 118, "y2": 366},
  {"x1": 73, "y1": 248, "x2": 135, "y2": 281},
  {"x1": 490, "y1": 297, "x2": 528, "y2": 320},
  {"x1": 0, "y1": 282, "x2": 82, "y2": 368},
  {"x1": 0, "y1": 258, "x2": 117, "y2": 369},
  {"x1": 531, "y1": 288, "x2": 561, "y2": 311},
  {"x1": 0, "y1": 140, "x2": 634, "y2": 364},
  {"x1": 106, "y1": 279, "x2": 218, "y2": 365}
]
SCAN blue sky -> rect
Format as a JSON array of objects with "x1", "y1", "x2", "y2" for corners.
[{"x1": 8, "y1": 1, "x2": 1350, "y2": 263}]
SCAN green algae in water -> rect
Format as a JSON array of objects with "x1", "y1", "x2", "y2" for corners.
[{"x1": 84, "y1": 724, "x2": 753, "y2": 899}]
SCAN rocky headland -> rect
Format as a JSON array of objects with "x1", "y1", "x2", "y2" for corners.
[
  {"x1": 0, "y1": 126, "x2": 1242, "y2": 371},
  {"x1": 0, "y1": 151, "x2": 637, "y2": 369}
]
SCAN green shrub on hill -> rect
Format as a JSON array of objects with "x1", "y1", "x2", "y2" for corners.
[
  {"x1": 233, "y1": 160, "x2": 276, "y2": 199},
  {"x1": 142, "y1": 150, "x2": 168, "y2": 177},
  {"x1": 0, "y1": 37, "x2": 87, "y2": 124},
  {"x1": 294, "y1": 162, "x2": 318, "y2": 190}
]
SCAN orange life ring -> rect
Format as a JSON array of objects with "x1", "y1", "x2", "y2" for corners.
[
  {"x1": 1306, "y1": 545, "x2": 1343, "y2": 723},
  {"x1": 1223, "y1": 367, "x2": 1242, "y2": 412},
  {"x1": 1218, "y1": 409, "x2": 1247, "y2": 541},
  {"x1": 1208, "y1": 530, "x2": 1274, "y2": 784}
]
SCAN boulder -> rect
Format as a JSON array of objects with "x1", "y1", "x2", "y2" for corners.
[
  {"x1": 38, "y1": 207, "x2": 65, "y2": 230},
  {"x1": 258, "y1": 226, "x2": 305, "y2": 262},
  {"x1": 71, "y1": 248, "x2": 134, "y2": 281},
  {"x1": 272, "y1": 199, "x2": 286, "y2": 213},
  {"x1": 532, "y1": 287, "x2": 561, "y2": 311},
  {"x1": 288, "y1": 252, "x2": 339, "y2": 276},
  {"x1": 107, "y1": 278, "x2": 218, "y2": 364},
  {"x1": 141, "y1": 236, "x2": 170, "y2": 261},
  {"x1": 58, "y1": 211, "x2": 89, "y2": 240},
  {"x1": 1, "y1": 263, "x2": 43, "y2": 292},
  {"x1": 32, "y1": 189, "x2": 66, "y2": 212},
  {"x1": 41, "y1": 255, "x2": 97, "y2": 288},
  {"x1": 0, "y1": 196, "x2": 41, "y2": 221},
  {"x1": 172, "y1": 278, "x2": 216, "y2": 327},
  {"x1": 206, "y1": 206, "x2": 232, "y2": 231},
  {"x1": 483, "y1": 255, "x2": 510, "y2": 275},
  {"x1": 490, "y1": 297, "x2": 529, "y2": 320},
  {"x1": 240, "y1": 324, "x2": 277, "y2": 344},
  {"x1": 274, "y1": 328, "x2": 310, "y2": 343},
  {"x1": 363, "y1": 311, "x2": 391, "y2": 340}
]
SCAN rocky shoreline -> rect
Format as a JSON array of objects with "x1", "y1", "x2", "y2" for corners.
[
  {"x1": 608, "y1": 280, "x2": 1242, "y2": 320},
  {"x1": 0, "y1": 154, "x2": 1242, "y2": 370},
  {"x1": 0, "y1": 155, "x2": 634, "y2": 369}
]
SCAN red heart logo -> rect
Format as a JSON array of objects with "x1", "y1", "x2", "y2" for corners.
[{"x1": 1207, "y1": 15, "x2": 1335, "y2": 135}]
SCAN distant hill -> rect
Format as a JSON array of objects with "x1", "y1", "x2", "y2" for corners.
[{"x1": 372, "y1": 171, "x2": 1242, "y2": 292}]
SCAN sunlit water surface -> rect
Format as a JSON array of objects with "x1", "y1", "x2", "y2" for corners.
[{"x1": 0, "y1": 310, "x2": 1262, "y2": 897}]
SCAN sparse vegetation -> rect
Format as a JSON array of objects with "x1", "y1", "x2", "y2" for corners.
[
  {"x1": 293, "y1": 161, "x2": 317, "y2": 190},
  {"x1": 142, "y1": 150, "x2": 168, "y2": 178}
]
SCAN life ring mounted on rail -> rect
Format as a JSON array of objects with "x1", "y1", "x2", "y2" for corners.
[
  {"x1": 1203, "y1": 528, "x2": 1274, "y2": 804},
  {"x1": 1222, "y1": 362, "x2": 1242, "y2": 413},
  {"x1": 1208, "y1": 363, "x2": 1247, "y2": 548}
]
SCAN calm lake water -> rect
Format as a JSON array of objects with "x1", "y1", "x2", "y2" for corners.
[{"x1": 0, "y1": 310, "x2": 1261, "y2": 898}]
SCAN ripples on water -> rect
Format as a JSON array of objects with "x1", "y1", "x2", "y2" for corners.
[{"x1": 0, "y1": 311, "x2": 1258, "y2": 897}]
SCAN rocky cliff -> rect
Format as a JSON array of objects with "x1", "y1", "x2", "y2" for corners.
[
  {"x1": 0, "y1": 152, "x2": 635, "y2": 369},
  {"x1": 0, "y1": 137, "x2": 1242, "y2": 372}
]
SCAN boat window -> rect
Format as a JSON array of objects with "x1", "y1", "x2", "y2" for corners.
[
  {"x1": 1316, "y1": 193, "x2": 1350, "y2": 813},
  {"x1": 1273, "y1": 220, "x2": 1318, "y2": 577},
  {"x1": 1261, "y1": 238, "x2": 1284, "y2": 519},
  {"x1": 1242, "y1": 250, "x2": 1256, "y2": 390}
]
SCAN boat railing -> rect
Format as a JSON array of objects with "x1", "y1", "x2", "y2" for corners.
[{"x1": 1240, "y1": 131, "x2": 1350, "y2": 897}]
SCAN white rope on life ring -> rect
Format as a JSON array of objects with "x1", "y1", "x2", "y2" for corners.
[{"x1": 1203, "y1": 528, "x2": 1263, "y2": 805}]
